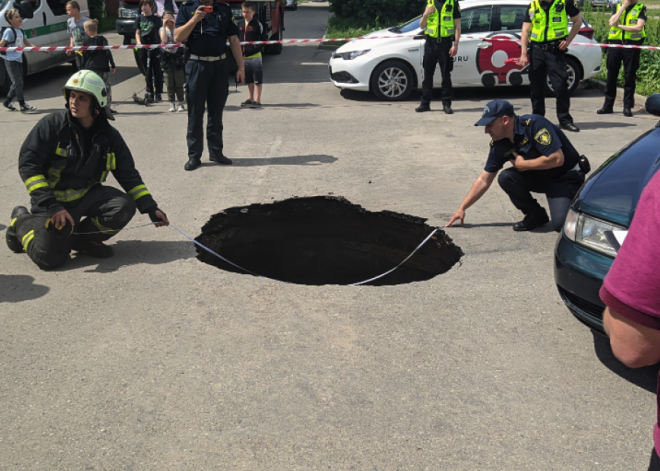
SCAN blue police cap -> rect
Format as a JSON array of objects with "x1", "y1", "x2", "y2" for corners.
[{"x1": 475, "y1": 99, "x2": 515, "y2": 126}]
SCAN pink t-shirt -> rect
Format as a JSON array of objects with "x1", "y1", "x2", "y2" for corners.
[{"x1": 600, "y1": 169, "x2": 660, "y2": 454}]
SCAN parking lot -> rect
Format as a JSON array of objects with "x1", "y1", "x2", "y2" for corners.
[{"x1": 1, "y1": 2, "x2": 660, "y2": 469}]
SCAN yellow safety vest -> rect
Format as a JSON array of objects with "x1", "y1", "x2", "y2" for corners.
[
  {"x1": 425, "y1": 0, "x2": 456, "y2": 39},
  {"x1": 529, "y1": 0, "x2": 569, "y2": 43},
  {"x1": 609, "y1": 3, "x2": 646, "y2": 41}
]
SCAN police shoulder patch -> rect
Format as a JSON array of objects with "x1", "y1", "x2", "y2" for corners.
[
  {"x1": 489, "y1": 140, "x2": 494, "y2": 147},
  {"x1": 534, "y1": 128, "x2": 552, "y2": 145},
  {"x1": 522, "y1": 118, "x2": 532, "y2": 126}
]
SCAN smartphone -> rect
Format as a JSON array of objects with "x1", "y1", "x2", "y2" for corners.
[{"x1": 204, "y1": 5, "x2": 213, "y2": 13}]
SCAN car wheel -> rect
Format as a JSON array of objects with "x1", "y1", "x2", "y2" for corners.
[
  {"x1": 544, "y1": 56, "x2": 581, "y2": 97},
  {"x1": 370, "y1": 60, "x2": 414, "y2": 101}
]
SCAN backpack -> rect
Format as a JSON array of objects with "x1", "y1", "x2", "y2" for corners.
[{"x1": 0, "y1": 27, "x2": 22, "y2": 59}]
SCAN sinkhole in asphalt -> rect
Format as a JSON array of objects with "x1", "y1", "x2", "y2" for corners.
[{"x1": 195, "y1": 196, "x2": 463, "y2": 286}]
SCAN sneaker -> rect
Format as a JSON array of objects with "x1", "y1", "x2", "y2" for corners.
[
  {"x1": 19, "y1": 103, "x2": 37, "y2": 112},
  {"x1": 155, "y1": 94, "x2": 163, "y2": 103},
  {"x1": 169, "y1": 103, "x2": 176, "y2": 112},
  {"x1": 6, "y1": 206, "x2": 30, "y2": 253},
  {"x1": 177, "y1": 103, "x2": 185, "y2": 112},
  {"x1": 72, "y1": 238, "x2": 114, "y2": 258},
  {"x1": 241, "y1": 99, "x2": 254, "y2": 107},
  {"x1": 3, "y1": 101, "x2": 16, "y2": 111},
  {"x1": 250, "y1": 101, "x2": 262, "y2": 108}
]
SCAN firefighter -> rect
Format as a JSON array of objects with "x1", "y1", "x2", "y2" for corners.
[
  {"x1": 519, "y1": 0, "x2": 582, "y2": 133},
  {"x1": 5, "y1": 70, "x2": 169, "y2": 270},
  {"x1": 416, "y1": 0, "x2": 461, "y2": 114},
  {"x1": 598, "y1": 0, "x2": 646, "y2": 117}
]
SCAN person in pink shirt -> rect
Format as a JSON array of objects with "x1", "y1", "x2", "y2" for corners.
[
  {"x1": 155, "y1": 0, "x2": 178, "y2": 16},
  {"x1": 600, "y1": 169, "x2": 660, "y2": 470}
]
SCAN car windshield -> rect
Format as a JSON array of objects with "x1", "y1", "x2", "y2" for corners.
[{"x1": 389, "y1": 15, "x2": 422, "y2": 34}]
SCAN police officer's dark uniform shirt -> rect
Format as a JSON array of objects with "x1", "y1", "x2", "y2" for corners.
[
  {"x1": 136, "y1": 13, "x2": 163, "y2": 45},
  {"x1": 611, "y1": 4, "x2": 647, "y2": 44},
  {"x1": 485, "y1": 115, "x2": 580, "y2": 178},
  {"x1": 175, "y1": 0, "x2": 238, "y2": 57},
  {"x1": 523, "y1": 0, "x2": 580, "y2": 42}
]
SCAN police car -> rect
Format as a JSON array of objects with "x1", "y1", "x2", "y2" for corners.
[{"x1": 328, "y1": 0, "x2": 602, "y2": 100}]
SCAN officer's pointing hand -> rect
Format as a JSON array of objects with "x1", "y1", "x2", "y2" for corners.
[
  {"x1": 52, "y1": 209, "x2": 75, "y2": 230},
  {"x1": 446, "y1": 209, "x2": 465, "y2": 227},
  {"x1": 194, "y1": 6, "x2": 207, "y2": 22}
]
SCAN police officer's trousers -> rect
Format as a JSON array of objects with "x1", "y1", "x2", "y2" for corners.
[
  {"x1": 421, "y1": 38, "x2": 454, "y2": 106},
  {"x1": 13, "y1": 185, "x2": 136, "y2": 270},
  {"x1": 604, "y1": 47, "x2": 641, "y2": 110},
  {"x1": 498, "y1": 167, "x2": 584, "y2": 232},
  {"x1": 529, "y1": 44, "x2": 573, "y2": 126},
  {"x1": 185, "y1": 59, "x2": 230, "y2": 162}
]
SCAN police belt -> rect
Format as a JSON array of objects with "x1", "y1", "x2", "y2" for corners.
[
  {"x1": 189, "y1": 53, "x2": 227, "y2": 61},
  {"x1": 531, "y1": 39, "x2": 564, "y2": 51},
  {"x1": 426, "y1": 35, "x2": 454, "y2": 43}
]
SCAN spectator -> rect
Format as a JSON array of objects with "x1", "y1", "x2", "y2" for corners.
[
  {"x1": 238, "y1": 1, "x2": 264, "y2": 108},
  {"x1": 155, "y1": 0, "x2": 178, "y2": 17},
  {"x1": 160, "y1": 10, "x2": 186, "y2": 112},
  {"x1": 82, "y1": 19, "x2": 117, "y2": 114},
  {"x1": 599, "y1": 170, "x2": 660, "y2": 470},
  {"x1": 136, "y1": 0, "x2": 164, "y2": 103},
  {"x1": 66, "y1": 0, "x2": 88, "y2": 69},
  {"x1": 0, "y1": 9, "x2": 41, "y2": 111}
]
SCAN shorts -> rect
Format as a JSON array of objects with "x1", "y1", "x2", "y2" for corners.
[{"x1": 244, "y1": 56, "x2": 263, "y2": 85}]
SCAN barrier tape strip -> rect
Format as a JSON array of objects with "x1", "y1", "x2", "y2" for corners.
[
  {"x1": 168, "y1": 223, "x2": 439, "y2": 287},
  {"x1": 2, "y1": 36, "x2": 660, "y2": 52}
]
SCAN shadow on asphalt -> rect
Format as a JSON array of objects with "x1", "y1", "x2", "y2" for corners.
[
  {"x1": 0, "y1": 274, "x2": 50, "y2": 303},
  {"x1": 220, "y1": 154, "x2": 336, "y2": 166},
  {"x1": 63, "y1": 240, "x2": 195, "y2": 273},
  {"x1": 592, "y1": 329, "x2": 660, "y2": 393},
  {"x1": 577, "y1": 121, "x2": 638, "y2": 130}
]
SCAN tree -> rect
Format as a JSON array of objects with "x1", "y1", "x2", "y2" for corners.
[{"x1": 329, "y1": 0, "x2": 426, "y2": 26}]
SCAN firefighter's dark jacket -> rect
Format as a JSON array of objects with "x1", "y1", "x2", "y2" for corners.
[{"x1": 19, "y1": 110, "x2": 158, "y2": 216}]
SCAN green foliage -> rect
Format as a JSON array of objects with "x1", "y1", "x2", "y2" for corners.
[
  {"x1": 326, "y1": 15, "x2": 391, "y2": 39},
  {"x1": 329, "y1": 0, "x2": 426, "y2": 27},
  {"x1": 583, "y1": 4, "x2": 660, "y2": 96},
  {"x1": 88, "y1": 0, "x2": 105, "y2": 20}
]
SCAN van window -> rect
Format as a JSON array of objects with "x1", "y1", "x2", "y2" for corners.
[{"x1": 47, "y1": 0, "x2": 68, "y2": 16}]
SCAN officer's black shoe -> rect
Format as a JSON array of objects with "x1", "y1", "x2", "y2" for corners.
[
  {"x1": 155, "y1": 94, "x2": 163, "y2": 103},
  {"x1": 560, "y1": 123, "x2": 580, "y2": 133},
  {"x1": 209, "y1": 154, "x2": 233, "y2": 165},
  {"x1": 415, "y1": 104, "x2": 431, "y2": 113},
  {"x1": 184, "y1": 158, "x2": 202, "y2": 171},
  {"x1": 443, "y1": 104, "x2": 454, "y2": 114},
  {"x1": 513, "y1": 209, "x2": 550, "y2": 232},
  {"x1": 597, "y1": 107, "x2": 613, "y2": 115},
  {"x1": 623, "y1": 108, "x2": 633, "y2": 117},
  {"x1": 6, "y1": 206, "x2": 30, "y2": 253},
  {"x1": 73, "y1": 238, "x2": 114, "y2": 258}
]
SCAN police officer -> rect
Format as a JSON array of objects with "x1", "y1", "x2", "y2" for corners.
[
  {"x1": 416, "y1": 0, "x2": 461, "y2": 114},
  {"x1": 598, "y1": 0, "x2": 646, "y2": 117},
  {"x1": 519, "y1": 0, "x2": 582, "y2": 132},
  {"x1": 175, "y1": 0, "x2": 245, "y2": 171},
  {"x1": 5, "y1": 70, "x2": 169, "y2": 270},
  {"x1": 446, "y1": 99, "x2": 585, "y2": 232}
]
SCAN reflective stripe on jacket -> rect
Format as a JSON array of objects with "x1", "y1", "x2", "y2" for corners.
[
  {"x1": 529, "y1": 0, "x2": 569, "y2": 43},
  {"x1": 425, "y1": 0, "x2": 456, "y2": 38},
  {"x1": 609, "y1": 3, "x2": 646, "y2": 41}
]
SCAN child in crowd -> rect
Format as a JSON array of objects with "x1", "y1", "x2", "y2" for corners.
[
  {"x1": 238, "y1": 1, "x2": 264, "y2": 108},
  {"x1": 136, "y1": 0, "x2": 164, "y2": 103},
  {"x1": 0, "y1": 9, "x2": 41, "y2": 111},
  {"x1": 66, "y1": 1, "x2": 89, "y2": 69},
  {"x1": 159, "y1": 10, "x2": 186, "y2": 112},
  {"x1": 82, "y1": 19, "x2": 117, "y2": 114}
]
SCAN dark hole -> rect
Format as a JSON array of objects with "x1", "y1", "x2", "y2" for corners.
[{"x1": 195, "y1": 196, "x2": 463, "y2": 286}]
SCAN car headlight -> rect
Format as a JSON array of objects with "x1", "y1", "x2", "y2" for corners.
[
  {"x1": 564, "y1": 209, "x2": 626, "y2": 258},
  {"x1": 333, "y1": 49, "x2": 371, "y2": 60}
]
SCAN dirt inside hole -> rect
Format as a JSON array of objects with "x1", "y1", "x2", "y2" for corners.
[{"x1": 195, "y1": 196, "x2": 463, "y2": 286}]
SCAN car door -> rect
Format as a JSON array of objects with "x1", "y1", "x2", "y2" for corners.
[
  {"x1": 44, "y1": 0, "x2": 78, "y2": 69},
  {"x1": 440, "y1": 5, "x2": 493, "y2": 87}
]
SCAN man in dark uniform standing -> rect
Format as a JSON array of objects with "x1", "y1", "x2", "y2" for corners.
[
  {"x1": 598, "y1": 0, "x2": 646, "y2": 117},
  {"x1": 175, "y1": 0, "x2": 245, "y2": 171},
  {"x1": 416, "y1": 0, "x2": 461, "y2": 114},
  {"x1": 446, "y1": 99, "x2": 585, "y2": 232},
  {"x1": 519, "y1": 0, "x2": 582, "y2": 132}
]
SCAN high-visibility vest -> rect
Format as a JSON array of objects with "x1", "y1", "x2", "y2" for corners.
[
  {"x1": 425, "y1": 0, "x2": 456, "y2": 39},
  {"x1": 528, "y1": 0, "x2": 569, "y2": 43},
  {"x1": 609, "y1": 3, "x2": 646, "y2": 41}
]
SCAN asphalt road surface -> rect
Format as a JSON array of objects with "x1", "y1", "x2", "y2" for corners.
[{"x1": 1, "y1": 3, "x2": 659, "y2": 470}]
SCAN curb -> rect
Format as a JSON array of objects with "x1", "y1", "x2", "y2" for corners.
[
  {"x1": 318, "y1": 34, "x2": 344, "y2": 51},
  {"x1": 586, "y1": 78, "x2": 648, "y2": 109}
]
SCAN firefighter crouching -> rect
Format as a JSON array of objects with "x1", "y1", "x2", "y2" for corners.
[{"x1": 5, "y1": 70, "x2": 169, "y2": 270}]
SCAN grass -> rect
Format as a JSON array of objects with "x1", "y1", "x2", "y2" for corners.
[{"x1": 97, "y1": 16, "x2": 118, "y2": 34}]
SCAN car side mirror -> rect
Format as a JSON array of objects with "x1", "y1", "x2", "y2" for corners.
[
  {"x1": 13, "y1": 0, "x2": 35, "y2": 19},
  {"x1": 646, "y1": 93, "x2": 660, "y2": 117}
]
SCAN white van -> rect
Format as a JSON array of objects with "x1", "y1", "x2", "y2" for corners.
[{"x1": 0, "y1": 0, "x2": 89, "y2": 94}]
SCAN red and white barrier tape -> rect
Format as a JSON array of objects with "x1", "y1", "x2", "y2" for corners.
[{"x1": 1, "y1": 36, "x2": 659, "y2": 52}]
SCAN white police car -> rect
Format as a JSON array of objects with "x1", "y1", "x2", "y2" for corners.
[{"x1": 328, "y1": 0, "x2": 602, "y2": 100}]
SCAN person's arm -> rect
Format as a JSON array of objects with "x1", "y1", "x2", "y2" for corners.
[
  {"x1": 617, "y1": 18, "x2": 645, "y2": 33},
  {"x1": 0, "y1": 39, "x2": 5, "y2": 47},
  {"x1": 518, "y1": 22, "x2": 532, "y2": 66},
  {"x1": 603, "y1": 307, "x2": 660, "y2": 368},
  {"x1": 67, "y1": 33, "x2": 74, "y2": 55},
  {"x1": 174, "y1": 5, "x2": 205, "y2": 42},
  {"x1": 160, "y1": 26, "x2": 168, "y2": 43},
  {"x1": 509, "y1": 148, "x2": 564, "y2": 171},
  {"x1": 229, "y1": 34, "x2": 245, "y2": 83},
  {"x1": 449, "y1": 17, "x2": 461, "y2": 57},
  {"x1": 559, "y1": 14, "x2": 582, "y2": 50},
  {"x1": 24, "y1": 37, "x2": 49, "y2": 54},
  {"x1": 609, "y1": 5, "x2": 625, "y2": 27},
  {"x1": 105, "y1": 37, "x2": 116, "y2": 71},
  {"x1": 419, "y1": 5, "x2": 436, "y2": 31},
  {"x1": 446, "y1": 171, "x2": 497, "y2": 226}
]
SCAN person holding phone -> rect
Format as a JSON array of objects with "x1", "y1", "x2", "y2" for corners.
[{"x1": 175, "y1": 0, "x2": 245, "y2": 171}]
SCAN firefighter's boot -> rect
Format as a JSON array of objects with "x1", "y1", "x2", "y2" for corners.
[{"x1": 6, "y1": 206, "x2": 30, "y2": 253}]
